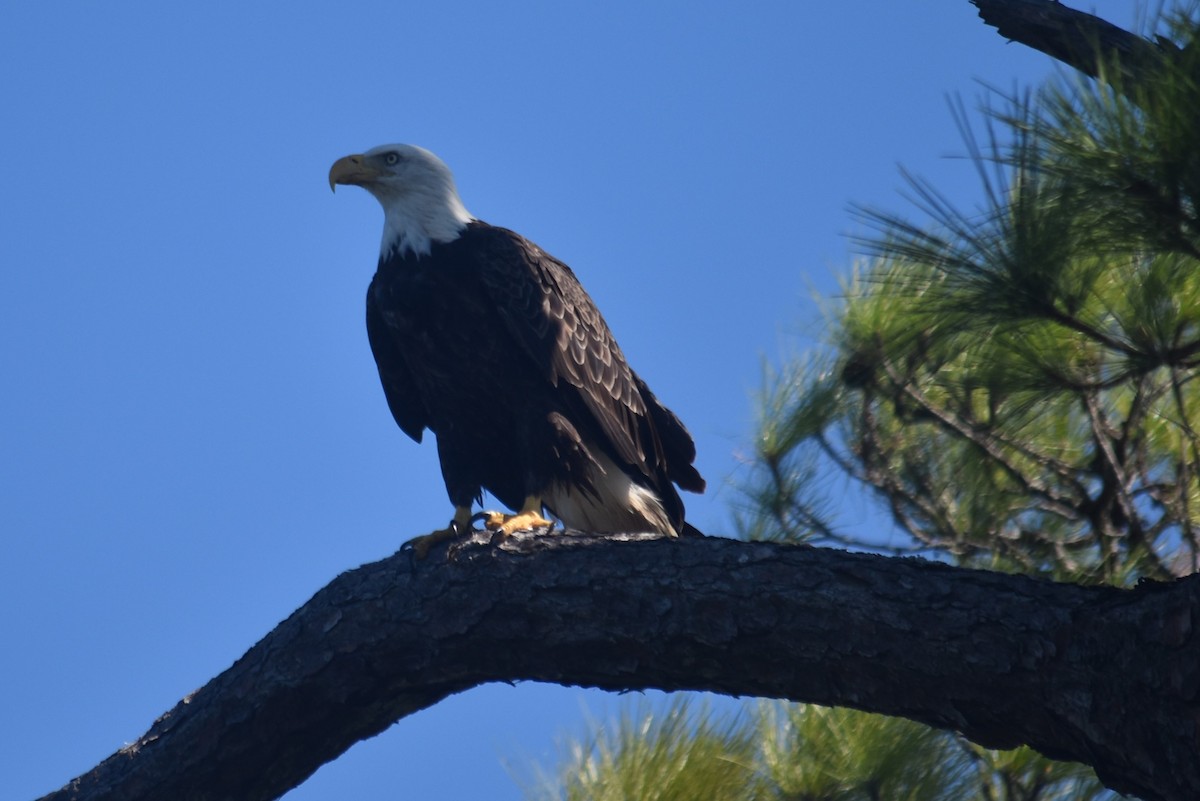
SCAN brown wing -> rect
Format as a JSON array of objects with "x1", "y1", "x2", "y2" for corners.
[{"x1": 466, "y1": 222, "x2": 704, "y2": 494}]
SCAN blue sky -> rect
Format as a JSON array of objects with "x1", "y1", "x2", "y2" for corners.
[{"x1": 2, "y1": 2, "x2": 1140, "y2": 799}]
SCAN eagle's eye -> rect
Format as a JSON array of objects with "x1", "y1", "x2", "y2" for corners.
[{"x1": 384, "y1": 152, "x2": 402, "y2": 166}]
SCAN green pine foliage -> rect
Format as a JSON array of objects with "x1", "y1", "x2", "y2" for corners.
[
  {"x1": 527, "y1": 699, "x2": 758, "y2": 801},
  {"x1": 531, "y1": 700, "x2": 1114, "y2": 801},
  {"x1": 741, "y1": 7, "x2": 1200, "y2": 583},
  {"x1": 756, "y1": 702, "x2": 974, "y2": 801},
  {"x1": 533, "y1": 5, "x2": 1200, "y2": 800}
]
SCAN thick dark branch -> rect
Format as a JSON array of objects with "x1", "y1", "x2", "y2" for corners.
[
  {"x1": 35, "y1": 531, "x2": 1200, "y2": 801},
  {"x1": 970, "y1": 0, "x2": 1174, "y2": 81}
]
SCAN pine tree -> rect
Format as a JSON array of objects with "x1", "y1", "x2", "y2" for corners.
[{"x1": 531, "y1": 5, "x2": 1200, "y2": 799}]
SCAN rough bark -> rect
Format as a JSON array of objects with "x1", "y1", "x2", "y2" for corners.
[
  {"x1": 35, "y1": 530, "x2": 1200, "y2": 801},
  {"x1": 971, "y1": 0, "x2": 1179, "y2": 83}
]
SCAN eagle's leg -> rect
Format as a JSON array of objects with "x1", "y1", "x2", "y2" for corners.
[
  {"x1": 484, "y1": 495, "x2": 553, "y2": 539},
  {"x1": 406, "y1": 505, "x2": 473, "y2": 559}
]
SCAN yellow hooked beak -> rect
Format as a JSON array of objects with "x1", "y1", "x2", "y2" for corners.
[{"x1": 328, "y1": 154, "x2": 382, "y2": 192}]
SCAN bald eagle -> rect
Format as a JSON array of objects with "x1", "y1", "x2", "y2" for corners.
[{"x1": 329, "y1": 145, "x2": 704, "y2": 554}]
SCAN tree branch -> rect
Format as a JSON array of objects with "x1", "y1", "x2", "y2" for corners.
[
  {"x1": 35, "y1": 530, "x2": 1200, "y2": 801},
  {"x1": 970, "y1": 0, "x2": 1175, "y2": 82}
]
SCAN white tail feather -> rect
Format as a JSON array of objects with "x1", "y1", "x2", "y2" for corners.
[{"x1": 544, "y1": 451, "x2": 676, "y2": 536}]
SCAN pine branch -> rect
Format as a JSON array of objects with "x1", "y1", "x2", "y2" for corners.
[
  {"x1": 35, "y1": 530, "x2": 1200, "y2": 801},
  {"x1": 970, "y1": 0, "x2": 1175, "y2": 82},
  {"x1": 876, "y1": 354, "x2": 1087, "y2": 517}
]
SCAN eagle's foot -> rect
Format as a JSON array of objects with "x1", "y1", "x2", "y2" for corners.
[
  {"x1": 484, "y1": 496, "x2": 553, "y2": 540},
  {"x1": 406, "y1": 526, "x2": 460, "y2": 560},
  {"x1": 405, "y1": 507, "x2": 473, "y2": 559}
]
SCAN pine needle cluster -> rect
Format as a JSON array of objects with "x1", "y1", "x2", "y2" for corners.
[
  {"x1": 530, "y1": 699, "x2": 1113, "y2": 801},
  {"x1": 740, "y1": 7, "x2": 1200, "y2": 584}
]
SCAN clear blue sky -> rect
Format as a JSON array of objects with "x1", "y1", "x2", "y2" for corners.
[{"x1": 1, "y1": 2, "x2": 1140, "y2": 799}]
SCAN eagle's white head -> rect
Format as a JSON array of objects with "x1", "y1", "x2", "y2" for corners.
[{"x1": 329, "y1": 144, "x2": 474, "y2": 258}]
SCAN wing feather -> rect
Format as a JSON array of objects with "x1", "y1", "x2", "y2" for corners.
[
  {"x1": 470, "y1": 225, "x2": 665, "y2": 478},
  {"x1": 366, "y1": 282, "x2": 429, "y2": 443}
]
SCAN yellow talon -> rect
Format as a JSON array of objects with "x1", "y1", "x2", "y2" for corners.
[
  {"x1": 406, "y1": 506, "x2": 473, "y2": 559},
  {"x1": 484, "y1": 496, "x2": 553, "y2": 538}
]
